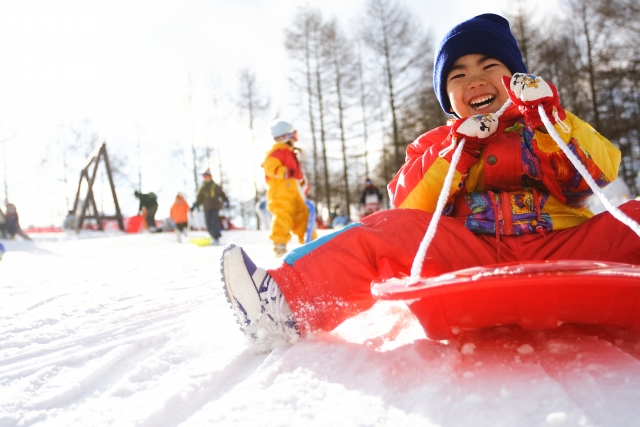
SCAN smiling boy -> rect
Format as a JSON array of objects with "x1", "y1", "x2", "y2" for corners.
[
  {"x1": 446, "y1": 54, "x2": 511, "y2": 117},
  {"x1": 221, "y1": 14, "x2": 640, "y2": 351}
]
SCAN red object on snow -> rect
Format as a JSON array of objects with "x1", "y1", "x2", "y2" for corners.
[
  {"x1": 372, "y1": 260, "x2": 640, "y2": 340},
  {"x1": 124, "y1": 215, "x2": 143, "y2": 233},
  {"x1": 23, "y1": 226, "x2": 63, "y2": 233},
  {"x1": 220, "y1": 216, "x2": 242, "y2": 230}
]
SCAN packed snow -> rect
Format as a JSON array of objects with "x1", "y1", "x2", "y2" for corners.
[{"x1": 2, "y1": 230, "x2": 640, "y2": 427}]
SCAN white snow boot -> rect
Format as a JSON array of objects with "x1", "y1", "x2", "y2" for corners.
[{"x1": 221, "y1": 244, "x2": 300, "y2": 351}]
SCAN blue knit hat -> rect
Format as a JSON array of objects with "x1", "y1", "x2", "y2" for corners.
[{"x1": 433, "y1": 13, "x2": 528, "y2": 115}]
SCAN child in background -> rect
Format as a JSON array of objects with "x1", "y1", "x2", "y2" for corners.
[
  {"x1": 170, "y1": 192, "x2": 190, "y2": 242},
  {"x1": 360, "y1": 178, "x2": 383, "y2": 218},
  {"x1": 4, "y1": 203, "x2": 32, "y2": 241},
  {"x1": 222, "y1": 14, "x2": 640, "y2": 351},
  {"x1": 0, "y1": 206, "x2": 6, "y2": 238},
  {"x1": 134, "y1": 191, "x2": 159, "y2": 232},
  {"x1": 262, "y1": 120, "x2": 314, "y2": 257}
]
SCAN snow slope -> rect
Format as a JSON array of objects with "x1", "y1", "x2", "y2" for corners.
[{"x1": 1, "y1": 230, "x2": 640, "y2": 427}]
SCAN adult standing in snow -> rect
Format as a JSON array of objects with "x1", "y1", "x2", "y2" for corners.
[
  {"x1": 4, "y1": 203, "x2": 31, "y2": 240},
  {"x1": 134, "y1": 191, "x2": 159, "y2": 232},
  {"x1": 360, "y1": 178, "x2": 383, "y2": 218},
  {"x1": 192, "y1": 169, "x2": 228, "y2": 245},
  {"x1": 262, "y1": 119, "x2": 313, "y2": 257},
  {"x1": 170, "y1": 192, "x2": 190, "y2": 242}
]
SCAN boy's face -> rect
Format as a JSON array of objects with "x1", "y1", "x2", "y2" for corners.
[{"x1": 445, "y1": 54, "x2": 512, "y2": 118}]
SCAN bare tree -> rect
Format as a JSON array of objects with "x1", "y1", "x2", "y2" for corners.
[
  {"x1": 566, "y1": 0, "x2": 616, "y2": 129},
  {"x1": 521, "y1": 0, "x2": 640, "y2": 194},
  {"x1": 210, "y1": 75, "x2": 229, "y2": 188},
  {"x1": 187, "y1": 74, "x2": 200, "y2": 193},
  {"x1": 355, "y1": 32, "x2": 371, "y2": 179},
  {"x1": 237, "y1": 68, "x2": 270, "y2": 228},
  {"x1": 311, "y1": 16, "x2": 333, "y2": 215},
  {"x1": 135, "y1": 126, "x2": 142, "y2": 191},
  {"x1": 505, "y1": 0, "x2": 536, "y2": 67},
  {"x1": 362, "y1": 0, "x2": 433, "y2": 172},
  {"x1": 324, "y1": 19, "x2": 359, "y2": 217},
  {"x1": 285, "y1": 8, "x2": 322, "y2": 208}
]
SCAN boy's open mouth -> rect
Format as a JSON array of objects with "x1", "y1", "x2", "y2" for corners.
[{"x1": 469, "y1": 94, "x2": 495, "y2": 110}]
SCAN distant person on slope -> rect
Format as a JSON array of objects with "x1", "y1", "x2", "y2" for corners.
[
  {"x1": 360, "y1": 178, "x2": 383, "y2": 218},
  {"x1": 134, "y1": 191, "x2": 158, "y2": 232},
  {"x1": 0, "y1": 205, "x2": 6, "y2": 238},
  {"x1": 262, "y1": 119, "x2": 314, "y2": 257},
  {"x1": 4, "y1": 203, "x2": 32, "y2": 240},
  {"x1": 170, "y1": 192, "x2": 190, "y2": 242},
  {"x1": 191, "y1": 169, "x2": 228, "y2": 245},
  {"x1": 62, "y1": 210, "x2": 75, "y2": 230}
]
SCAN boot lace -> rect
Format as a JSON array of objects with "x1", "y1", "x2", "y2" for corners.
[{"x1": 264, "y1": 275, "x2": 289, "y2": 334}]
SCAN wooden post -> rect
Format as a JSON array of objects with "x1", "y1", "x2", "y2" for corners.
[
  {"x1": 101, "y1": 144, "x2": 125, "y2": 231},
  {"x1": 73, "y1": 143, "x2": 125, "y2": 232}
]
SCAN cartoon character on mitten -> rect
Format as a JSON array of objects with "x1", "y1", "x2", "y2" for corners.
[{"x1": 502, "y1": 74, "x2": 566, "y2": 130}]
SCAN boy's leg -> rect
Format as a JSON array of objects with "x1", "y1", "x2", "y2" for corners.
[
  {"x1": 173, "y1": 222, "x2": 185, "y2": 242},
  {"x1": 204, "y1": 210, "x2": 220, "y2": 240},
  {"x1": 292, "y1": 196, "x2": 310, "y2": 244},
  {"x1": 268, "y1": 209, "x2": 498, "y2": 333},
  {"x1": 148, "y1": 206, "x2": 158, "y2": 229},
  {"x1": 269, "y1": 198, "x2": 294, "y2": 246},
  {"x1": 210, "y1": 209, "x2": 222, "y2": 240},
  {"x1": 510, "y1": 200, "x2": 640, "y2": 262},
  {"x1": 204, "y1": 210, "x2": 212, "y2": 237}
]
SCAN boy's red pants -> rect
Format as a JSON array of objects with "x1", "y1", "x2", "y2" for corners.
[{"x1": 268, "y1": 202, "x2": 640, "y2": 334}]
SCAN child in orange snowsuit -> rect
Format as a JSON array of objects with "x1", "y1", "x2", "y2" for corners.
[
  {"x1": 170, "y1": 192, "x2": 190, "y2": 242},
  {"x1": 170, "y1": 193, "x2": 189, "y2": 232},
  {"x1": 222, "y1": 14, "x2": 640, "y2": 350}
]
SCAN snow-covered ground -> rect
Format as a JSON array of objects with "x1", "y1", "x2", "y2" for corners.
[{"x1": 2, "y1": 230, "x2": 640, "y2": 427}]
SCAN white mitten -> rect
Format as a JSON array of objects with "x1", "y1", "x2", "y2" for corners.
[
  {"x1": 502, "y1": 74, "x2": 566, "y2": 129},
  {"x1": 507, "y1": 73, "x2": 554, "y2": 103},
  {"x1": 452, "y1": 113, "x2": 499, "y2": 140}
]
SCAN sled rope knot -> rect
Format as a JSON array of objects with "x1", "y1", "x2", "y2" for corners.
[{"x1": 408, "y1": 100, "x2": 640, "y2": 284}]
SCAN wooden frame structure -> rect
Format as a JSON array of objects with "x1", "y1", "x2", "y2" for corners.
[{"x1": 72, "y1": 143, "x2": 124, "y2": 232}]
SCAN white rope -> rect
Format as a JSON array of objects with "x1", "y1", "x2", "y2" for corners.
[
  {"x1": 494, "y1": 98, "x2": 513, "y2": 116},
  {"x1": 537, "y1": 104, "x2": 640, "y2": 237},
  {"x1": 409, "y1": 136, "x2": 466, "y2": 283},
  {"x1": 409, "y1": 100, "x2": 512, "y2": 283}
]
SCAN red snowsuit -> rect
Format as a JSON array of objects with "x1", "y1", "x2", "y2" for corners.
[{"x1": 268, "y1": 107, "x2": 640, "y2": 334}]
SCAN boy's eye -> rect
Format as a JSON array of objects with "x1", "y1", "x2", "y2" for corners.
[
  {"x1": 483, "y1": 63, "x2": 499, "y2": 70},
  {"x1": 449, "y1": 73, "x2": 464, "y2": 81}
]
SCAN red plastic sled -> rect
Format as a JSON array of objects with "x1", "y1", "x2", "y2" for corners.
[
  {"x1": 124, "y1": 215, "x2": 143, "y2": 233},
  {"x1": 371, "y1": 260, "x2": 640, "y2": 340}
]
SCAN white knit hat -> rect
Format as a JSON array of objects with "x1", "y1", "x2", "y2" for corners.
[{"x1": 270, "y1": 119, "x2": 295, "y2": 139}]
